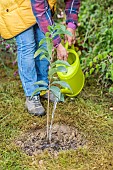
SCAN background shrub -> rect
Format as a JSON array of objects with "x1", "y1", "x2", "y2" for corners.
[{"x1": 77, "y1": 0, "x2": 113, "y2": 92}]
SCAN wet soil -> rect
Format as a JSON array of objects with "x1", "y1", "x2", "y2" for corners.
[{"x1": 15, "y1": 124, "x2": 86, "y2": 156}]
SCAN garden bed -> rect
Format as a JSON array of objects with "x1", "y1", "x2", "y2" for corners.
[{"x1": 15, "y1": 124, "x2": 86, "y2": 156}]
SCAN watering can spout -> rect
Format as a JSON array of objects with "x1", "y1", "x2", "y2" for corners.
[{"x1": 61, "y1": 88, "x2": 72, "y2": 94}]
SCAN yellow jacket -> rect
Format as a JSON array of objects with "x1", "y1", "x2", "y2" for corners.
[{"x1": 0, "y1": 0, "x2": 56, "y2": 39}]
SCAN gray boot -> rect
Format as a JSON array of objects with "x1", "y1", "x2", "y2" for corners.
[{"x1": 25, "y1": 95, "x2": 45, "y2": 116}]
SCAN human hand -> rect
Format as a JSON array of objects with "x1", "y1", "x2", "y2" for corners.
[
  {"x1": 65, "y1": 28, "x2": 76, "y2": 46},
  {"x1": 56, "y1": 43, "x2": 68, "y2": 61}
]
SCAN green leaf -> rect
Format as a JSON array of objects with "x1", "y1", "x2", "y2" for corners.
[
  {"x1": 90, "y1": 68, "x2": 95, "y2": 75},
  {"x1": 40, "y1": 47, "x2": 48, "y2": 53},
  {"x1": 34, "y1": 49, "x2": 42, "y2": 58},
  {"x1": 106, "y1": 73, "x2": 109, "y2": 79},
  {"x1": 39, "y1": 38, "x2": 46, "y2": 47},
  {"x1": 32, "y1": 87, "x2": 47, "y2": 97},
  {"x1": 65, "y1": 30, "x2": 72, "y2": 36},
  {"x1": 48, "y1": 68, "x2": 57, "y2": 77},
  {"x1": 57, "y1": 66, "x2": 67, "y2": 73},
  {"x1": 51, "y1": 60, "x2": 70, "y2": 68},
  {"x1": 47, "y1": 25, "x2": 54, "y2": 32},
  {"x1": 54, "y1": 24, "x2": 61, "y2": 30},
  {"x1": 40, "y1": 54, "x2": 50, "y2": 62},
  {"x1": 110, "y1": 70, "x2": 113, "y2": 81},
  {"x1": 96, "y1": 64, "x2": 99, "y2": 69},
  {"x1": 46, "y1": 37, "x2": 52, "y2": 42},
  {"x1": 50, "y1": 86, "x2": 61, "y2": 99},
  {"x1": 54, "y1": 24, "x2": 66, "y2": 32},
  {"x1": 53, "y1": 30, "x2": 64, "y2": 37},
  {"x1": 89, "y1": 61, "x2": 93, "y2": 68},
  {"x1": 52, "y1": 24, "x2": 71, "y2": 37},
  {"x1": 109, "y1": 87, "x2": 113, "y2": 93},
  {"x1": 34, "y1": 80, "x2": 48, "y2": 86},
  {"x1": 51, "y1": 81, "x2": 72, "y2": 91},
  {"x1": 46, "y1": 38, "x2": 53, "y2": 58},
  {"x1": 101, "y1": 62, "x2": 106, "y2": 72},
  {"x1": 34, "y1": 47, "x2": 48, "y2": 58},
  {"x1": 60, "y1": 25, "x2": 66, "y2": 32},
  {"x1": 97, "y1": 54, "x2": 103, "y2": 60},
  {"x1": 85, "y1": 72, "x2": 89, "y2": 78},
  {"x1": 49, "y1": 66, "x2": 67, "y2": 77},
  {"x1": 45, "y1": 32, "x2": 50, "y2": 37},
  {"x1": 52, "y1": 29, "x2": 72, "y2": 38},
  {"x1": 59, "y1": 93, "x2": 65, "y2": 102}
]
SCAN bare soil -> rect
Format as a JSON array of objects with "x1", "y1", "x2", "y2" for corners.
[{"x1": 15, "y1": 124, "x2": 86, "y2": 156}]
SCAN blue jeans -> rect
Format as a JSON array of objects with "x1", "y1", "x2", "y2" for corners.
[{"x1": 15, "y1": 24, "x2": 49, "y2": 96}]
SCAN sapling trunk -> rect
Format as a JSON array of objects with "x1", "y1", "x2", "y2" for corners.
[
  {"x1": 49, "y1": 100, "x2": 57, "y2": 143},
  {"x1": 47, "y1": 87, "x2": 50, "y2": 141}
]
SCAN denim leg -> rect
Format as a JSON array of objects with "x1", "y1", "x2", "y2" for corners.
[
  {"x1": 15, "y1": 26, "x2": 39, "y2": 96},
  {"x1": 34, "y1": 25, "x2": 49, "y2": 86}
]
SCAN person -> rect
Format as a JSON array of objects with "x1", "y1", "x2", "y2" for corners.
[
  {"x1": 0, "y1": 0, "x2": 80, "y2": 116},
  {"x1": 30, "y1": 0, "x2": 80, "y2": 60}
]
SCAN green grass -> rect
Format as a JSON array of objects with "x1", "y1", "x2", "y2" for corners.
[{"x1": 0, "y1": 62, "x2": 113, "y2": 170}]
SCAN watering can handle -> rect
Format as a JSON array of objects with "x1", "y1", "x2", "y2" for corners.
[{"x1": 65, "y1": 42, "x2": 75, "y2": 50}]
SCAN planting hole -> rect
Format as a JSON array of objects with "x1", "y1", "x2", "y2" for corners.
[{"x1": 15, "y1": 124, "x2": 86, "y2": 156}]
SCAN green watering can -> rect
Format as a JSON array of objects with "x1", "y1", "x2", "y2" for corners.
[{"x1": 57, "y1": 43, "x2": 85, "y2": 97}]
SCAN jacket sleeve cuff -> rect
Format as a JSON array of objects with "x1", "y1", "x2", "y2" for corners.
[
  {"x1": 67, "y1": 22, "x2": 77, "y2": 30},
  {"x1": 53, "y1": 35, "x2": 61, "y2": 48},
  {"x1": 66, "y1": 14, "x2": 78, "y2": 28}
]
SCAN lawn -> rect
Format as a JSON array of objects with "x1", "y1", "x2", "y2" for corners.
[{"x1": 0, "y1": 57, "x2": 113, "y2": 169}]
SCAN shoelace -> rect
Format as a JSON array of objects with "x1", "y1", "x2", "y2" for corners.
[{"x1": 32, "y1": 96, "x2": 42, "y2": 108}]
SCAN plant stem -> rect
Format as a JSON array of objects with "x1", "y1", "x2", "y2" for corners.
[
  {"x1": 49, "y1": 100, "x2": 57, "y2": 143},
  {"x1": 47, "y1": 86, "x2": 50, "y2": 141}
]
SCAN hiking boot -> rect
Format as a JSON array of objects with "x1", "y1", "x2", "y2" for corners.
[
  {"x1": 25, "y1": 95, "x2": 46, "y2": 116},
  {"x1": 41, "y1": 91, "x2": 56, "y2": 102}
]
